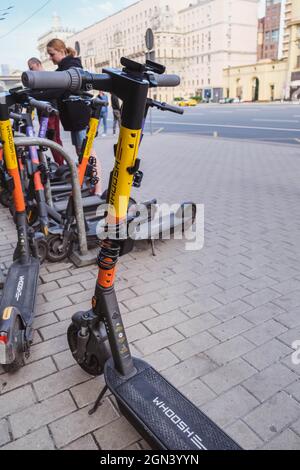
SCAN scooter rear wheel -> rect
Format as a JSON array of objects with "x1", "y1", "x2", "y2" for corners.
[
  {"x1": 0, "y1": 190, "x2": 12, "y2": 209},
  {"x1": 46, "y1": 234, "x2": 73, "y2": 263},
  {"x1": 2, "y1": 317, "x2": 25, "y2": 374}
]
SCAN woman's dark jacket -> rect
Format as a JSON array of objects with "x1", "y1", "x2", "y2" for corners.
[{"x1": 56, "y1": 56, "x2": 90, "y2": 131}]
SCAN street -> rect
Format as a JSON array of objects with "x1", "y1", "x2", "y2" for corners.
[
  {"x1": 1, "y1": 132, "x2": 300, "y2": 450},
  {"x1": 141, "y1": 103, "x2": 300, "y2": 146}
]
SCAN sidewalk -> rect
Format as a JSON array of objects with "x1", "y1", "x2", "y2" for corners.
[{"x1": 1, "y1": 133, "x2": 300, "y2": 450}]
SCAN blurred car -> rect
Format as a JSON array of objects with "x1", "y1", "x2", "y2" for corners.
[
  {"x1": 219, "y1": 97, "x2": 242, "y2": 104},
  {"x1": 219, "y1": 98, "x2": 234, "y2": 104},
  {"x1": 177, "y1": 98, "x2": 198, "y2": 107}
]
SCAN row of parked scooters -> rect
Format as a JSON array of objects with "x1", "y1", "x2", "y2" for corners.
[{"x1": 0, "y1": 57, "x2": 240, "y2": 450}]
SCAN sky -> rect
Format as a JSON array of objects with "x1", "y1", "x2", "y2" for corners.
[
  {"x1": 0, "y1": 0, "x2": 137, "y2": 70},
  {"x1": 0, "y1": 0, "x2": 265, "y2": 72}
]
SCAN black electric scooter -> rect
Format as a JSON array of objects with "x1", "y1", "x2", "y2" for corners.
[
  {"x1": 23, "y1": 58, "x2": 240, "y2": 450},
  {"x1": 0, "y1": 90, "x2": 46, "y2": 373}
]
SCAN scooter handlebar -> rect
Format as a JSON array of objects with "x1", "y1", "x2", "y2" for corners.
[
  {"x1": 27, "y1": 97, "x2": 58, "y2": 115},
  {"x1": 22, "y1": 68, "x2": 82, "y2": 92},
  {"x1": 154, "y1": 74, "x2": 181, "y2": 88}
]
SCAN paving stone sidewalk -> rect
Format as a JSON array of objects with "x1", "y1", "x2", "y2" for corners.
[{"x1": 1, "y1": 133, "x2": 300, "y2": 450}]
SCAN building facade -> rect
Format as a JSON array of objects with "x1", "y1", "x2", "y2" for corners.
[
  {"x1": 179, "y1": 0, "x2": 258, "y2": 102},
  {"x1": 285, "y1": 0, "x2": 300, "y2": 99},
  {"x1": 257, "y1": 0, "x2": 282, "y2": 60},
  {"x1": 0, "y1": 73, "x2": 22, "y2": 92},
  {"x1": 38, "y1": 0, "x2": 259, "y2": 102},
  {"x1": 224, "y1": 0, "x2": 300, "y2": 101},
  {"x1": 38, "y1": 14, "x2": 76, "y2": 71}
]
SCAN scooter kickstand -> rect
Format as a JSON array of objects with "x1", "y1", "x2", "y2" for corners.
[
  {"x1": 150, "y1": 239, "x2": 156, "y2": 257},
  {"x1": 89, "y1": 385, "x2": 109, "y2": 415}
]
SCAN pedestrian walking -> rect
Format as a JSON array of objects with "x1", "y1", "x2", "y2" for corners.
[
  {"x1": 98, "y1": 91, "x2": 109, "y2": 137},
  {"x1": 46, "y1": 39, "x2": 91, "y2": 156},
  {"x1": 27, "y1": 57, "x2": 65, "y2": 166},
  {"x1": 111, "y1": 93, "x2": 121, "y2": 135}
]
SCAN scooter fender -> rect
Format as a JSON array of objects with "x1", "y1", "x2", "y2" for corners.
[{"x1": 0, "y1": 307, "x2": 23, "y2": 365}]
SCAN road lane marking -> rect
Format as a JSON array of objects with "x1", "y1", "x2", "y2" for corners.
[
  {"x1": 153, "y1": 127, "x2": 164, "y2": 135},
  {"x1": 148, "y1": 121, "x2": 300, "y2": 132},
  {"x1": 183, "y1": 113, "x2": 204, "y2": 116},
  {"x1": 253, "y1": 119, "x2": 299, "y2": 123}
]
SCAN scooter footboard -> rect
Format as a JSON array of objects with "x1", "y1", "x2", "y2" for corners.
[
  {"x1": 105, "y1": 358, "x2": 241, "y2": 451},
  {"x1": 0, "y1": 257, "x2": 40, "y2": 327}
]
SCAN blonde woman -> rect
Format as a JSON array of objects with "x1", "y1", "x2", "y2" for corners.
[{"x1": 46, "y1": 39, "x2": 90, "y2": 157}]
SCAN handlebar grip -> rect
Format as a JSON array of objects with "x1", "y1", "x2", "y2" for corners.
[
  {"x1": 154, "y1": 74, "x2": 181, "y2": 87},
  {"x1": 28, "y1": 98, "x2": 57, "y2": 115},
  {"x1": 9, "y1": 112, "x2": 23, "y2": 121},
  {"x1": 22, "y1": 68, "x2": 82, "y2": 92},
  {"x1": 160, "y1": 102, "x2": 184, "y2": 115}
]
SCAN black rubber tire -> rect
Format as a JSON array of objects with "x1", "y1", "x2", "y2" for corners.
[
  {"x1": 2, "y1": 317, "x2": 25, "y2": 373},
  {"x1": 54, "y1": 165, "x2": 69, "y2": 179},
  {"x1": 46, "y1": 234, "x2": 73, "y2": 263},
  {"x1": 67, "y1": 323, "x2": 106, "y2": 376},
  {"x1": 0, "y1": 190, "x2": 12, "y2": 208},
  {"x1": 37, "y1": 239, "x2": 48, "y2": 264},
  {"x1": 48, "y1": 161, "x2": 59, "y2": 173}
]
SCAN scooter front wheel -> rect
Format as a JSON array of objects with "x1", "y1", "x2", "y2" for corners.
[
  {"x1": 37, "y1": 239, "x2": 48, "y2": 264},
  {"x1": 46, "y1": 234, "x2": 73, "y2": 263},
  {"x1": 67, "y1": 323, "x2": 109, "y2": 376}
]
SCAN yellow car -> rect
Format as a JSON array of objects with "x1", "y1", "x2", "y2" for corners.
[{"x1": 177, "y1": 99, "x2": 198, "y2": 107}]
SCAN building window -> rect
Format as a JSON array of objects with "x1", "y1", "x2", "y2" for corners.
[
  {"x1": 297, "y1": 56, "x2": 300, "y2": 68},
  {"x1": 272, "y1": 30, "x2": 279, "y2": 42},
  {"x1": 265, "y1": 32, "x2": 271, "y2": 41}
]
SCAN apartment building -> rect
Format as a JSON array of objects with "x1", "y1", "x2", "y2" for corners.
[
  {"x1": 224, "y1": 0, "x2": 300, "y2": 101},
  {"x1": 38, "y1": 0, "x2": 259, "y2": 102},
  {"x1": 257, "y1": 0, "x2": 283, "y2": 60},
  {"x1": 179, "y1": 0, "x2": 258, "y2": 101}
]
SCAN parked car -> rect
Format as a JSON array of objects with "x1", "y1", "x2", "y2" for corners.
[
  {"x1": 219, "y1": 97, "x2": 241, "y2": 104},
  {"x1": 177, "y1": 98, "x2": 198, "y2": 107}
]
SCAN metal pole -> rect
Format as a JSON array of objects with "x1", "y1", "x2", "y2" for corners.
[
  {"x1": 149, "y1": 87, "x2": 153, "y2": 136},
  {"x1": 13, "y1": 137, "x2": 88, "y2": 255}
]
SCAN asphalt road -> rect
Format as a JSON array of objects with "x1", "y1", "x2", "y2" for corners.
[
  {"x1": 60, "y1": 102, "x2": 300, "y2": 147},
  {"x1": 140, "y1": 102, "x2": 300, "y2": 146}
]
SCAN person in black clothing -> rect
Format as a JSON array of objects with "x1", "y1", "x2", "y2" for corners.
[
  {"x1": 27, "y1": 57, "x2": 65, "y2": 166},
  {"x1": 47, "y1": 38, "x2": 91, "y2": 156},
  {"x1": 111, "y1": 93, "x2": 121, "y2": 135}
]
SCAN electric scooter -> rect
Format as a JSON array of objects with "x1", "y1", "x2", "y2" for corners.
[
  {"x1": 29, "y1": 86, "x2": 195, "y2": 263},
  {"x1": 22, "y1": 58, "x2": 240, "y2": 450},
  {"x1": 49, "y1": 94, "x2": 106, "y2": 209},
  {"x1": 0, "y1": 90, "x2": 46, "y2": 373}
]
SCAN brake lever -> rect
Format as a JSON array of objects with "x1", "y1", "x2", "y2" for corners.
[{"x1": 147, "y1": 98, "x2": 184, "y2": 115}]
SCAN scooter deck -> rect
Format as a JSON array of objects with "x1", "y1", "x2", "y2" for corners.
[
  {"x1": 54, "y1": 195, "x2": 103, "y2": 215},
  {"x1": 105, "y1": 358, "x2": 241, "y2": 451},
  {"x1": 0, "y1": 257, "x2": 40, "y2": 326}
]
